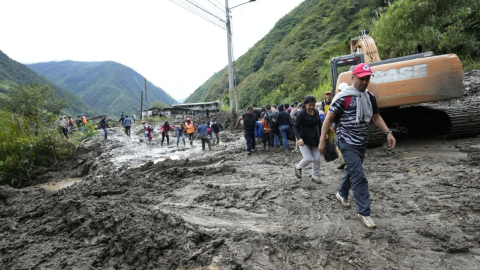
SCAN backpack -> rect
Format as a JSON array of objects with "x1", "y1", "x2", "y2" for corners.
[
  {"x1": 265, "y1": 111, "x2": 278, "y2": 129},
  {"x1": 333, "y1": 96, "x2": 353, "y2": 130},
  {"x1": 98, "y1": 120, "x2": 104, "y2": 128}
]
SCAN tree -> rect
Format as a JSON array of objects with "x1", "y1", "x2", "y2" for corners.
[
  {"x1": 0, "y1": 83, "x2": 69, "y2": 122},
  {"x1": 149, "y1": 101, "x2": 168, "y2": 109}
]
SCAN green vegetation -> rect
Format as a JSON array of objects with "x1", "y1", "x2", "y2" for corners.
[
  {"x1": 0, "y1": 83, "x2": 89, "y2": 187},
  {"x1": 184, "y1": 67, "x2": 227, "y2": 103},
  {"x1": 149, "y1": 101, "x2": 168, "y2": 109},
  {"x1": 0, "y1": 50, "x2": 98, "y2": 117},
  {"x1": 186, "y1": 0, "x2": 480, "y2": 108},
  {"x1": 27, "y1": 61, "x2": 178, "y2": 117}
]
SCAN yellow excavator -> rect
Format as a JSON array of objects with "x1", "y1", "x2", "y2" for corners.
[{"x1": 329, "y1": 32, "x2": 480, "y2": 146}]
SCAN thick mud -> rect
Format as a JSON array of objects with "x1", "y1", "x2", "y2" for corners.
[{"x1": 1, "y1": 72, "x2": 480, "y2": 269}]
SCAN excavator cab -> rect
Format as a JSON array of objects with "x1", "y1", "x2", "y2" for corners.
[{"x1": 329, "y1": 53, "x2": 364, "y2": 95}]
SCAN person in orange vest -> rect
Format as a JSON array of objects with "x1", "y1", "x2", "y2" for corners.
[
  {"x1": 185, "y1": 118, "x2": 196, "y2": 146},
  {"x1": 81, "y1": 114, "x2": 87, "y2": 126}
]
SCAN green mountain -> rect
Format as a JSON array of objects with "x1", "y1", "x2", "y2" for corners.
[
  {"x1": 27, "y1": 61, "x2": 178, "y2": 117},
  {"x1": 184, "y1": 67, "x2": 227, "y2": 104},
  {"x1": 186, "y1": 0, "x2": 480, "y2": 108},
  {"x1": 0, "y1": 50, "x2": 98, "y2": 116}
]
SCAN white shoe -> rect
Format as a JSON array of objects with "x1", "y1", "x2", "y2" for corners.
[
  {"x1": 336, "y1": 192, "x2": 350, "y2": 208},
  {"x1": 358, "y1": 214, "x2": 376, "y2": 229}
]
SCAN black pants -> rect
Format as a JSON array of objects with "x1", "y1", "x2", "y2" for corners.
[
  {"x1": 244, "y1": 130, "x2": 255, "y2": 152},
  {"x1": 269, "y1": 128, "x2": 282, "y2": 147},
  {"x1": 262, "y1": 132, "x2": 270, "y2": 147},
  {"x1": 200, "y1": 135, "x2": 211, "y2": 150},
  {"x1": 161, "y1": 132, "x2": 169, "y2": 145},
  {"x1": 61, "y1": 127, "x2": 68, "y2": 139},
  {"x1": 125, "y1": 126, "x2": 131, "y2": 136}
]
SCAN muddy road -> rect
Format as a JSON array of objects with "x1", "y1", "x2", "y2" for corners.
[{"x1": 1, "y1": 71, "x2": 480, "y2": 269}]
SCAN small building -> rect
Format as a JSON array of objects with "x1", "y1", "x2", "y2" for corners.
[{"x1": 171, "y1": 101, "x2": 222, "y2": 112}]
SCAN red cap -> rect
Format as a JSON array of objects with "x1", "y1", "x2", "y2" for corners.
[
  {"x1": 325, "y1": 91, "x2": 332, "y2": 95},
  {"x1": 186, "y1": 117, "x2": 190, "y2": 120},
  {"x1": 352, "y1": 63, "x2": 374, "y2": 78}
]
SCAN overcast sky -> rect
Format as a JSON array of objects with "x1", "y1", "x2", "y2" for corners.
[{"x1": 1, "y1": 0, "x2": 304, "y2": 102}]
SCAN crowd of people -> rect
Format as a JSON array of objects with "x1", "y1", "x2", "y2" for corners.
[
  {"x1": 56, "y1": 64, "x2": 395, "y2": 229},
  {"x1": 55, "y1": 114, "x2": 88, "y2": 139},
  {"x1": 235, "y1": 63, "x2": 396, "y2": 229}
]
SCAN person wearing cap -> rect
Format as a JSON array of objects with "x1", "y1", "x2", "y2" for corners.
[
  {"x1": 319, "y1": 63, "x2": 396, "y2": 229},
  {"x1": 321, "y1": 91, "x2": 333, "y2": 115},
  {"x1": 185, "y1": 118, "x2": 196, "y2": 146}
]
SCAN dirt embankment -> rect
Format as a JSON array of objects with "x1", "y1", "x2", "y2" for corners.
[{"x1": 1, "y1": 72, "x2": 480, "y2": 269}]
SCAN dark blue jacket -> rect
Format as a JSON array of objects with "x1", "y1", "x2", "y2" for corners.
[
  {"x1": 123, "y1": 117, "x2": 131, "y2": 127},
  {"x1": 211, "y1": 122, "x2": 224, "y2": 133}
]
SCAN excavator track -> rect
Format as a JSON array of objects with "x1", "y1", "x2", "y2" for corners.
[
  {"x1": 368, "y1": 105, "x2": 480, "y2": 148},
  {"x1": 436, "y1": 106, "x2": 480, "y2": 139}
]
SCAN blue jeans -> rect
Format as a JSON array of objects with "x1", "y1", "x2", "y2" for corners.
[
  {"x1": 177, "y1": 132, "x2": 185, "y2": 145},
  {"x1": 103, "y1": 128, "x2": 108, "y2": 139},
  {"x1": 338, "y1": 142, "x2": 370, "y2": 216},
  {"x1": 279, "y1": 125, "x2": 290, "y2": 149},
  {"x1": 244, "y1": 130, "x2": 255, "y2": 152}
]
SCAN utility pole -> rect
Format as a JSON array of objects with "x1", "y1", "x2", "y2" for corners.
[
  {"x1": 225, "y1": 0, "x2": 236, "y2": 123},
  {"x1": 144, "y1": 77, "x2": 148, "y2": 107},
  {"x1": 140, "y1": 92, "x2": 143, "y2": 120}
]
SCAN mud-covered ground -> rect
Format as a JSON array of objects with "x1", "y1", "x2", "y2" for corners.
[{"x1": 1, "y1": 71, "x2": 480, "y2": 270}]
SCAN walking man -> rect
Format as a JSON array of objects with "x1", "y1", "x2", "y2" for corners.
[
  {"x1": 100, "y1": 115, "x2": 109, "y2": 140},
  {"x1": 123, "y1": 115, "x2": 131, "y2": 136},
  {"x1": 197, "y1": 121, "x2": 212, "y2": 150},
  {"x1": 211, "y1": 119, "x2": 224, "y2": 145},
  {"x1": 235, "y1": 107, "x2": 258, "y2": 155},
  {"x1": 185, "y1": 118, "x2": 196, "y2": 146},
  {"x1": 319, "y1": 63, "x2": 396, "y2": 229}
]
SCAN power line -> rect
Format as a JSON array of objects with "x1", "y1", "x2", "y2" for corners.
[
  {"x1": 170, "y1": 0, "x2": 226, "y2": 30},
  {"x1": 185, "y1": 0, "x2": 226, "y2": 23},
  {"x1": 206, "y1": 0, "x2": 226, "y2": 14}
]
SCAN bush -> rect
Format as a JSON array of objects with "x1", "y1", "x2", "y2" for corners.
[{"x1": 0, "y1": 111, "x2": 72, "y2": 187}]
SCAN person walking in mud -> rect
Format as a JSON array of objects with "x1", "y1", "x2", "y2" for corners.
[
  {"x1": 185, "y1": 118, "x2": 196, "y2": 146},
  {"x1": 319, "y1": 63, "x2": 396, "y2": 229},
  {"x1": 176, "y1": 123, "x2": 186, "y2": 146},
  {"x1": 119, "y1": 112, "x2": 125, "y2": 127},
  {"x1": 75, "y1": 115, "x2": 83, "y2": 132},
  {"x1": 293, "y1": 96, "x2": 323, "y2": 184},
  {"x1": 100, "y1": 115, "x2": 109, "y2": 140},
  {"x1": 160, "y1": 121, "x2": 175, "y2": 146},
  {"x1": 56, "y1": 116, "x2": 68, "y2": 138},
  {"x1": 211, "y1": 119, "x2": 224, "y2": 145},
  {"x1": 235, "y1": 107, "x2": 258, "y2": 155},
  {"x1": 123, "y1": 115, "x2": 131, "y2": 136},
  {"x1": 197, "y1": 121, "x2": 212, "y2": 151},
  {"x1": 66, "y1": 116, "x2": 73, "y2": 136},
  {"x1": 132, "y1": 113, "x2": 136, "y2": 124}
]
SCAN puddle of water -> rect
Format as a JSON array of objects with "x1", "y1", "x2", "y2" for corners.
[{"x1": 23, "y1": 177, "x2": 84, "y2": 191}]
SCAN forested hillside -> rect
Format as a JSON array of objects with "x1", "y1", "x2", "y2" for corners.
[
  {"x1": 184, "y1": 67, "x2": 226, "y2": 103},
  {"x1": 28, "y1": 61, "x2": 178, "y2": 116},
  {"x1": 186, "y1": 0, "x2": 480, "y2": 108},
  {"x1": 0, "y1": 50, "x2": 98, "y2": 116}
]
